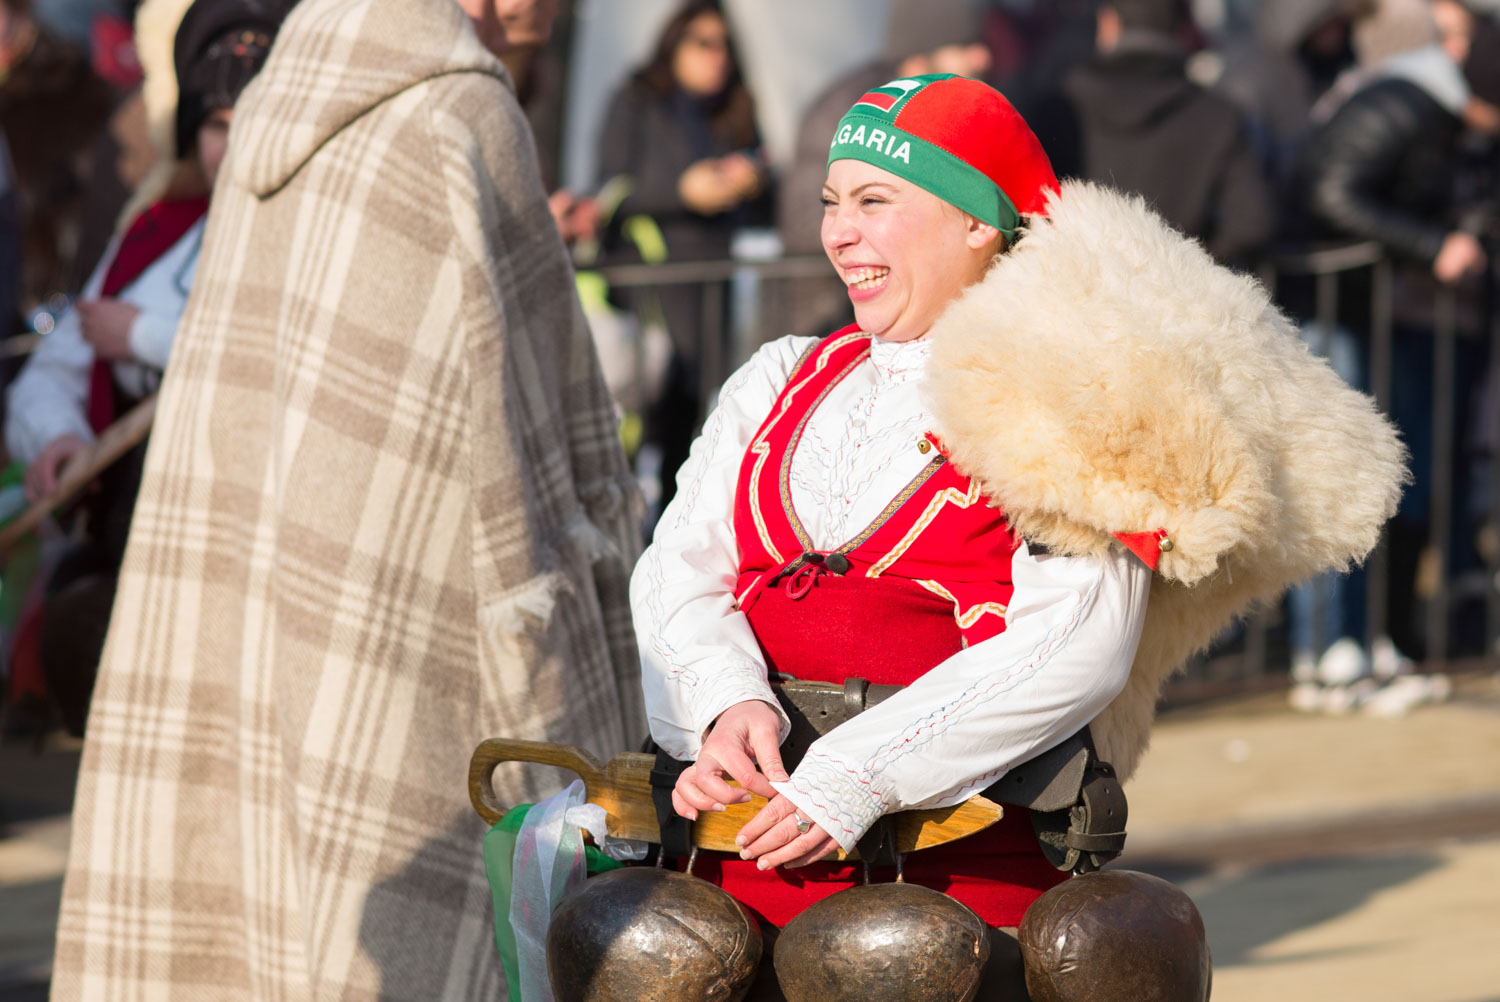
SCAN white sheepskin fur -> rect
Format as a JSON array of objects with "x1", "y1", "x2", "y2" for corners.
[{"x1": 924, "y1": 180, "x2": 1408, "y2": 780}]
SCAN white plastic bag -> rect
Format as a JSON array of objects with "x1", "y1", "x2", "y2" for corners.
[{"x1": 509, "y1": 780, "x2": 589, "y2": 1002}]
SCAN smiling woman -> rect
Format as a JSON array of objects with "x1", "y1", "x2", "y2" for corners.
[
  {"x1": 820, "y1": 166, "x2": 1000, "y2": 341},
  {"x1": 627, "y1": 71, "x2": 1404, "y2": 1001}
]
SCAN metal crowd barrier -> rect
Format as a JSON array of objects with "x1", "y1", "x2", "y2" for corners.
[
  {"x1": 594, "y1": 242, "x2": 1500, "y2": 691},
  {"x1": 6, "y1": 245, "x2": 1492, "y2": 690}
]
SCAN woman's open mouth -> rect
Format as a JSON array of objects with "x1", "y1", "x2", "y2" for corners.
[{"x1": 843, "y1": 266, "x2": 889, "y2": 302}]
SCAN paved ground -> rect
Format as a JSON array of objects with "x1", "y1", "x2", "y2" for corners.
[
  {"x1": 0, "y1": 735, "x2": 78, "y2": 1002},
  {"x1": 1122, "y1": 671, "x2": 1500, "y2": 1002},
  {"x1": 2, "y1": 671, "x2": 1498, "y2": 1000}
]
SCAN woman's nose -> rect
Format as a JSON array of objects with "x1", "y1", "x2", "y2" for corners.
[{"x1": 822, "y1": 208, "x2": 859, "y2": 251}]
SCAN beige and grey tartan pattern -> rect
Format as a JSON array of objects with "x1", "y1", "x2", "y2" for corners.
[{"x1": 52, "y1": 0, "x2": 645, "y2": 997}]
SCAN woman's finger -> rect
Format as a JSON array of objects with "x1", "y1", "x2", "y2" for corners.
[
  {"x1": 737, "y1": 801, "x2": 810, "y2": 860},
  {"x1": 691, "y1": 752, "x2": 747, "y2": 804},
  {"x1": 689, "y1": 766, "x2": 749, "y2": 807},
  {"x1": 782, "y1": 836, "x2": 841, "y2": 869},
  {"x1": 753, "y1": 827, "x2": 836, "y2": 870},
  {"x1": 746, "y1": 724, "x2": 788, "y2": 784},
  {"x1": 709, "y1": 741, "x2": 776, "y2": 800},
  {"x1": 673, "y1": 771, "x2": 724, "y2": 815},
  {"x1": 734, "y1": 793, "x2": 795, "y2": 851}
]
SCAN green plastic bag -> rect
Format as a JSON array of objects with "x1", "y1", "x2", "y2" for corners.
[{"x1": 482, "y1": 802, "x2": 624, "y2": 998}]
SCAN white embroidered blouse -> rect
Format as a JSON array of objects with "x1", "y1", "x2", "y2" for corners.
[{"x1": 630, "y1": 333, "x2": 1151, "y2": 852}]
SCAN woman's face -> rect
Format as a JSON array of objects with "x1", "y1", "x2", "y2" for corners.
[
  {"x1": 197, "y1": 107, "x2": 234, "y2": 191},
  {"x1": 1434, "y1": 0, "x2": 1473, "y2": 65},
  {"x1": 673, "y1": 11, "x2": 731, "y2": 97},
  {"x1": 820, "y1": 158, "x2": 999, "y2": 343}
]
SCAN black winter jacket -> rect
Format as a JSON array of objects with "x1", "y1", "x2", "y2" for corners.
[
  {"x1": 1048, "y1": 47, "x2": 1275, "y2": 264},
  {"x1": 1294, "y1": 77, "x2": 1462, "y2": 262}
]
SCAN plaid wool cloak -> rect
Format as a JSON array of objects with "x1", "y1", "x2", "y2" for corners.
[{"x1": 51, "y1": 0, "x2": 645, "y2": 997}]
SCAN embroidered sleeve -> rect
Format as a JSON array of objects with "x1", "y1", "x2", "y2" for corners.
[
  {"x1": 772, "y1": 542, "x2": 1150, "y2": 851},
  {"x1": 631, "y1": 335, "x2": 818, "y2": 760}
]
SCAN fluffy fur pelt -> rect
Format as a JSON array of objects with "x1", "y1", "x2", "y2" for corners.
[{"x1": 923, "y1": 180, "x2": 1408, "y2": 781}]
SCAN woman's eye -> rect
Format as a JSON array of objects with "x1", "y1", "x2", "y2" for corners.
[
  {"x1": 860, "y1": 197, "x2": 885, "y2": 207},
  {"x1": 819, "y1": 196, "x2": 835, "y2": 208}
]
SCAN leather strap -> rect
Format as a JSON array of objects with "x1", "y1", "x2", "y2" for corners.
[
  {"x1": 649, "y1": 750, "x2": 694, "y2": 860},
  {"x1": 854, "y1": 816, "x2": 902, "y2": 869},
  {"x1": 1020, "y1": 729, "x2": 1128, "y2": 874},
  {"x1": 650, "y1": 677, "x2": 1128, "y2": 874}
]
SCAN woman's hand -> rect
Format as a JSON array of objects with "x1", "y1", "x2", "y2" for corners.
[
  {"x1": 716, "y1": 152, "x2": 764, "y2": 201},
  {"x1": 1434, "y1": 231, "x2": 1487, "y2": 285},
  {"x1": 25, "y1": 434, "x2": 90, "y2": 502},
  {"x1": 678, "y1": 159, "x2": 734, "y2": 214},
  {"x1": 735, "y1": 793, "x2": 840, "y2": 870},
  {"x1": 678, "y1": 155, "x2": 763, "y2": 215},
  {"x1": 672, "y1": 699, "x2": 787, "y2": 820},
  {"x1": 77, "y1": 298, "x2": 141, "y2": 362}
]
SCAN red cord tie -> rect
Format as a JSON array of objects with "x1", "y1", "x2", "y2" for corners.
[
  {"x1": 785, "y1": 563, "x2": 821, "y2": 599},
  {"x1": 775, "y1": 551, "x2": 851, "y2": 600}
]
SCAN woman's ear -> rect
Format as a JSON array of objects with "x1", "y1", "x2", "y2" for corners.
[{"x1": 965, "y1": 215, "x2": 1001, "y2": 250}]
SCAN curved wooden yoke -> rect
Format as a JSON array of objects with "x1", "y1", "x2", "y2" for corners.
[{"x1": 468, "y1": 737, "x2": 1003, "y2": 861}]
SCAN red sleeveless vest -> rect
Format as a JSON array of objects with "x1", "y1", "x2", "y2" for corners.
[{"x1": 687, "y1": 329, "x2": 1068, "y2": 927}]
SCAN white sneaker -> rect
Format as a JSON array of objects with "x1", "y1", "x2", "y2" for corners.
[
  {"x1": 1362, "y1": 673, "x2": 1453, "y2": 718},
  {"x1": 1321, "y1": 678, "x2": 1377, "y2": 715},
  {"x1": 1288, "y1": 681, "x2": 1324, "y2": 713},
  {"x1": 1291, "y1": 653, "x2": 1319, "y2": 685},
  {"x1": 1369, "y1": 635, "x2": 1415, "y2": 681},
  {"x1": 1317, "y1": 637, "x2": 1371, "y2": 687}
]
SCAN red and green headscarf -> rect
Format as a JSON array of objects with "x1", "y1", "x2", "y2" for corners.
[{"x1": 827, "y1": 73, "x2": 1058, "y2": 238}]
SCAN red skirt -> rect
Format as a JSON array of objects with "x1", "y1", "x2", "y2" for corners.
[{"x1": 703, "y1": 569, "x2": 1066, "y2": 928}]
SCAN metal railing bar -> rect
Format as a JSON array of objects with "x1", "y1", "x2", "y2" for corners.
[
  {"x1": 593, "y1": 255, "x2": 833, "y2": 288},
  {"x1": 698, "y1": 280, "x2": 726, "y2": 419},
  {"x1": 1489, "y1": 262, "x2": 1500, "y2": 663},
  {"x1": 1427, "y1": 288, "x2": 1457, "y2": 664},
  {"x1": 1366, "y1": 256, "x2": 1395, "y2": 649},
  {"x1": 1268, "y1": 241, "x2": 1385, "y2": 275}
]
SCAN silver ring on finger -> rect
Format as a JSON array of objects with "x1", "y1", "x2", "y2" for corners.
[{"x1": 793, "y1": 813, "x2": 812, "y2": 834}]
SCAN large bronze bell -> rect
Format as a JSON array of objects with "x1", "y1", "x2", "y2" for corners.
[
  {"x1": 773, "y1": 882, "x2": 991, "y2": 1002},
  {"x1": 546, "y1": 866, "x2": 762, "y2": 1002},
  {"x1": 1018, "y1": 870, "x2": 1211, "y2": 1002}
]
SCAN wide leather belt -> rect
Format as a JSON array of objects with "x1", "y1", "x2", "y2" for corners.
[{"x1": 651, "y1": 676, "x2": 1128, "y2": 874}]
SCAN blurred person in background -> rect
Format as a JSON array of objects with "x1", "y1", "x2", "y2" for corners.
[
  {"x1": 778, "y1": 0, "x2": 990, "y2": 338},
  {"x1": 596, "y1": 0, "x2": 769, "y2": 507},
  {"x1": 1215, "y1": 0, "x2": 1370, "y2": 182},
  {"x1": 67, "y1": 82, "x2": 159, "y2": 295},
  {"x1": 1041, "y1": 0, "x2": 1275, "y2": 266},
  {"x1": 50, "y1": 0, "x2": 646, "y2": 996},
  {"x1": 988, "y1": 0, "x2": 1103, "y2": 117},
  {"x1": 2, "y1": 0, "x2": 285, "y2": 731},
  {"x1": 0, "y1": 133, "x2": 18, "y2": 340},
  {"x1": 1291, "y1": 0, "x2": 1500, "y2": 680},
  {"x1": 0, "y1": 0, "x2": 112, "y2": 330}
]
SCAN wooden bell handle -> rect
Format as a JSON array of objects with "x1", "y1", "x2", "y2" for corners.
[{"x1": 467, "y1": 738, "x2": 606, "y2": 826}]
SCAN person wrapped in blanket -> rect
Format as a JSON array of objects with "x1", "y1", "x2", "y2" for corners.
[
  {"x1": 625, "y1": 73, "x2": 1406, "y2": 1001},
  {"x1": 2, "y1": 0, "x2": 291, "y2": 735}
]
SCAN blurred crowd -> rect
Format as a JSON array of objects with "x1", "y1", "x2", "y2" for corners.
[{"x1": 0, "y1": 0, "x2": 1496, "y2": 738}]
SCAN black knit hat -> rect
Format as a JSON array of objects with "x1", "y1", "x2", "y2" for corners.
[
  {"x1": 1105, "y1": 0, "x2": 1191, "y2": 33},
  {"x1": 1463, "y1": 13, "x2": 1500, "y2": 108},
  {"x1": 172, "y1": 0, "x2": 295, "y2": 158},
  {"x1": 881, "y1": 0, "x2": 982, "y2": 64}
]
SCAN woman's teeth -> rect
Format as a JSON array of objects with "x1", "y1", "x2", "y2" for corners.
[{"x1": 845, "y1": 267, "x2": 889, "y2": 289}]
